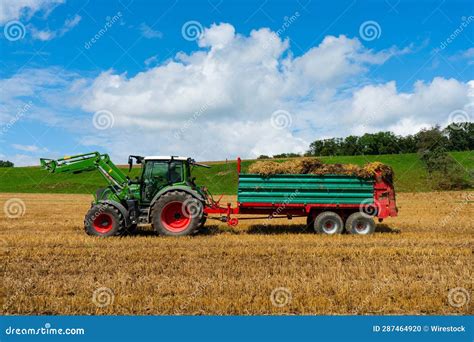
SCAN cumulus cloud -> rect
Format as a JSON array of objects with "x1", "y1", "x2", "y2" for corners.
[
  {"x1": 1, "y1": 23, "x2": 472, "y2": 163},
  {"x1": 80, "y1": 24, "x2": 400, "y2": 127}
]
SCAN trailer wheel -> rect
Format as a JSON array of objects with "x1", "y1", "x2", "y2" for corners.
[
  {"x1": 314, "y1": 211, "x2": 344, "y2": 235},
  {"x1": 345, "y1": 212, "x2": 375, "y2": 235},
  {"x1": 151, "y1": 191, "x2": 203, "y2": 236},
  {"x1": 84, "y1": 204, "x2": 125, "y2": 237}
]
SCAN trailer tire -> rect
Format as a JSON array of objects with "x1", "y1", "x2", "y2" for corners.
[
  {"x1": 151, "y1": 191, "x2": 203, "y2": 236},
  {"x1": 345, "y1": 212, "x2": 375, "y2": 235},
  {"x1": 84, "y1": 204, "x2": 125, "y2": 237},
  {"x1": 314, "y1": 211, "x2": 344, "y2": 235}
]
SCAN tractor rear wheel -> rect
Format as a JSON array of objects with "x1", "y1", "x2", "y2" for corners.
[
  {"x1": 345, "y1": 212, "x2": 375, "y2": 235},
  {"x1": 84, "y1": 204, "x2": 125, "y2": 237},
  {"x1": 151, "y1": 191, "x2": 203, "y2": 236},
  {"x1": 313, "y1": 211, "x2": 344, "y2": 235}
]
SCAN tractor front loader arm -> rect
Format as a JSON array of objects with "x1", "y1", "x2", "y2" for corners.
[{"x1": 40, "y1": 152, "x2": 129, "y2": 189}]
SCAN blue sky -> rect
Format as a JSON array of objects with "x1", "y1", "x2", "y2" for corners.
[{"x1": 0, "y1": 0, "x2": 473, "y2": 165}]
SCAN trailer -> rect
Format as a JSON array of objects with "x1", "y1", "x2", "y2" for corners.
[
  {"x1": 40, "y1": 153, "x2": 397, "y2": 237},
  {"x1": 204, "y1": 158, "x2": 398, "y2": 235}
]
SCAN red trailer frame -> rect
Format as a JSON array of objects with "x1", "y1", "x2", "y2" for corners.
[{"x1": 203, "y1": 157, "x2": 398, "y2": 227}]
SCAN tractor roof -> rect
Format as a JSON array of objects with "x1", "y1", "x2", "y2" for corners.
[{"x1": 144, "y1": 156, "x2": 189, "y2": 161}]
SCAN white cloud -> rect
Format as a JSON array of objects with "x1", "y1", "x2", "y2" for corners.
[
  {"x1": 0, "y1": 0, "x2": 63, "y2": 24},
  {"x1": 139, "y1": 23, "x2": 162, "y2": 39},
  {"x1": 1, "y1": 23, "x2": 472, "y2": 164},
  {"x1": 30, "y1": 13, "x2": 81, "y2": 40},
  {"x1": 12, "y1": 144, "x2": 45, "y2": 152},
  {"x1": 347, "y1": 77, "x2": 470, "y2": 135}
]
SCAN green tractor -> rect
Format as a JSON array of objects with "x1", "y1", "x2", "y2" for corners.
[{"x1": 40, "y1": 152, "x2": 211, "y2": 237}]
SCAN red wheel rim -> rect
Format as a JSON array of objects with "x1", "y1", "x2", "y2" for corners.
[
  {"x1": 92, "y1": 213, "x2": 113, "y2": 234},
  {"x1": 161, "y1": 201, "x2": 191, "y2": 233}
]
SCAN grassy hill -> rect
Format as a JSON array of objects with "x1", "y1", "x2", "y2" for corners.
[{"x1": 0, "y1": 151, "x2": 472, "y2": 195}]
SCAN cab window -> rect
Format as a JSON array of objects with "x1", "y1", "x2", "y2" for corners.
[{"x1": 143, "y1": 161, "x2": 183, "y2": 184}]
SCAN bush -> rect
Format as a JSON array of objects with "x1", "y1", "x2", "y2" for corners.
[
  {"x1": 0, "y1": 160, "x2": 14, "y2": 167},
  {"x1": 418, "y1": 140, "x2": 471, "y2": 190}
]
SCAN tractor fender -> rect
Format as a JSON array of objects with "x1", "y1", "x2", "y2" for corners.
[
  {"x1": 98, "y1": 199, "x2": 131, "y2": 227},
  {"x1": 147, "y1": 186, "x2": 205, "y2": 222}
]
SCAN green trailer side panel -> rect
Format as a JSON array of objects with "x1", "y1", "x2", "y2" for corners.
[{"x1": 238, "y1": 174, "x2": 374, "y2": 205}]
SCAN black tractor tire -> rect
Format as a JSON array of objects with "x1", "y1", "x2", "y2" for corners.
[
  {"x1": 151, "y1": 191, "x2": 203, "y2": 236},
  {"x1": 345, "y1": 212, "x2": 376, "y2": 235},
  {"x1": 198, "y1": 215, "x2": 207, "y2": 228},
  {"x1": 314, "y1": 211, "x2": 344, "y2": 235},
  {"x1": 84, "y1": 203, "x2": 125, "y2": 237}
]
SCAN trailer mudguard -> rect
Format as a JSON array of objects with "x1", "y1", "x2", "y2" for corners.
[
  {"x1": 147, "y1": 185, "x2": 205, "y2": 222},
  {"x1": 98, "y1": 199, "x2": 132, "y2": 227}
]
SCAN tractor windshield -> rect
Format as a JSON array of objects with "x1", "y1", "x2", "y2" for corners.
[{"x1": 141, "y1": 160, "x2": 185, "y2": 202}]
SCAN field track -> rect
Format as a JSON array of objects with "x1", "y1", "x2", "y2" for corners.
[{"x1": 1, "y1": 191, "x2": 472, "y2": 315}]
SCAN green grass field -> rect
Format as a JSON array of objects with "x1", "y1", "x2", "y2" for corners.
[{"x1": 0, "y1": 152, "x2": 472, "y2": 195}]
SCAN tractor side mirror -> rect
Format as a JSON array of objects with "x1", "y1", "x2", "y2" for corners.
[{"x1": 128, "y1": 156, "x2": 133, "y2": 172}]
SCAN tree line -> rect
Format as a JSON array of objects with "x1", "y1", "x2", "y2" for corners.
[
  {"x1": 306, "y1": 123, "x2": 473, "y2": 157},
  {"x1": 258, "y1": 122, "x2": 472, "y2": 190},
  {"x1": 258, "y1": 123, "x2": 472, "y2": 159}
]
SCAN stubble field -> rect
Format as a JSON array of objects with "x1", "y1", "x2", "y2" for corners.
[{"x1": 1, "y1": 191, "x2": 472, "y2": 315}]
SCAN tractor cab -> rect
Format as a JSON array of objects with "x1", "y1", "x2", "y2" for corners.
[{"x1": 128, "y1": 155, "x2": 209, "y2": 203}]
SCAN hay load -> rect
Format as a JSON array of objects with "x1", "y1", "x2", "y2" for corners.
[{"x1": 248, "y1": 158, "x2": 394, "y2": 183}]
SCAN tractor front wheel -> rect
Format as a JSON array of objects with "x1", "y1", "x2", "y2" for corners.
[
  {"x1": 151, "y1": 191, "x2": 203, "y2": 236},
  {"x1": 84, "y1": 204, "x2": 125, "y2": 237}
]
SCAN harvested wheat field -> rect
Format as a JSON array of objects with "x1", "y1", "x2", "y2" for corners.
[{"x1": 1, "y1": 191, "x2": 473, "y2": 315}]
